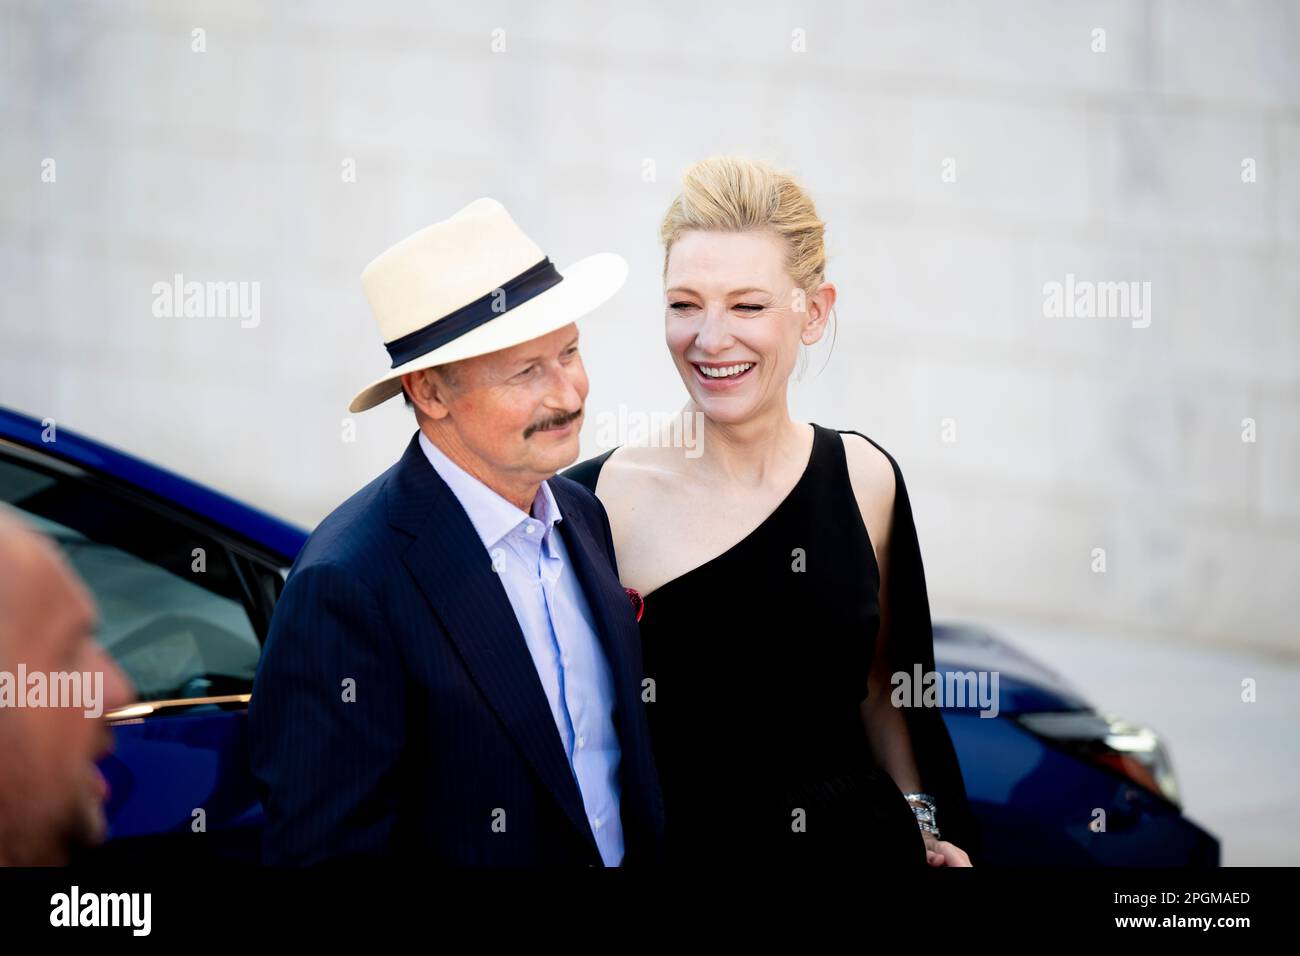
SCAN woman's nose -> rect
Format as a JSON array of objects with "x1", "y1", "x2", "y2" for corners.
[{"x1": 694, "y1": 306, "x2": 733, "y2": 353}]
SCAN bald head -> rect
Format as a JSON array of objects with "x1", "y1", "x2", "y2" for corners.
[
  {"x1": 0, "y1": 506, "x2": 133, "y2": 865},
  {"x1": 0, "y1": 508, "x2": 88, "y2": 649}
]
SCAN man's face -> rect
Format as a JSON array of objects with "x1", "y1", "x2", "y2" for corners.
[
  {"x1": 407, "y1": 323, "x2": 590, "y2": 487},
  {"x1": 0, "y1": 517, "x2": 134, "y2": 865}
]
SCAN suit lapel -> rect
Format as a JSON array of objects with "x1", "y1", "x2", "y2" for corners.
[
  {"x1": 552, "y1": 481, "x2": 654, "y2": 860},
  {"x1": 386, "y1": 434, "x2": 599, "y2": 858},
  {"x1": 551, "y1": 488, "x2": 638, "y2": 695}
]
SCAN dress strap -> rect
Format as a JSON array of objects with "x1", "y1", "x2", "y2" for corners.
[{"x1": 812, "y1": 423, "x2": 868, "y2": 515}]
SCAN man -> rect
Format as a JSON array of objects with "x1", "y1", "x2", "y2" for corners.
[
  {"x1": 0, "y1": 507, "x2": 134, "y2": 865},
  {"x1": 249, "y1": 198, "x2": 664, "y2": 865}
]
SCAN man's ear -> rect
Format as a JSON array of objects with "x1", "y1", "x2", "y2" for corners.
[{"x1": 400, "y1": 368, "x2": 452, "y2": 421}]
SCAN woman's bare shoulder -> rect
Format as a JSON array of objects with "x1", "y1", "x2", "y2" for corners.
[
  {"x1": 603, "y1": 442, "x2": 688, "y2": 477},
  {"x1": 594, "y1": 443, "x2": 685, "y2": 504},
  {"x1": 836, "y1": 430, "x2": 898, "y2": 551}
]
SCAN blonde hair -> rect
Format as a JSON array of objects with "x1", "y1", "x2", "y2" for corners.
[
  {"x1": 659, "y1": 156, "x2": 827, "y2": 295},
  {"x1": 658, "y1": 156, "x2": 834, "y2": 374}
]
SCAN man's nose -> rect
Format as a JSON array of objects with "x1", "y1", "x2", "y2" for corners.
[
  {"x1": 93, "y1": 646, "x2": 135, "y2": 712},
  {"x1": 546, "y1": 362, "x2": 585, "y2": 410}
]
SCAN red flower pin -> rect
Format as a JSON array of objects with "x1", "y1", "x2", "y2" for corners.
[{"x1": 624, "y1": 587, "x2": 644, "y2": 622}]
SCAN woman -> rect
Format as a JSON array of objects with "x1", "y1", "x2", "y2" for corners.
[{"x1": 566, "y1": 156, "x2": 977, "y2": 867}]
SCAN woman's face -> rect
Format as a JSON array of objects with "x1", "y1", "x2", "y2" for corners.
[{"x1": 664, "y1": 229, "x2": 830, "y2": 425}]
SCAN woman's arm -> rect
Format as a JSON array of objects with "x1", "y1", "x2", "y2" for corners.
[
  {"x1": 841, "y1": 434, "x2": 926, "y2": 786},
  {"x1": 842, "y1": 432, "x2": 973, "y2": 866},
  {"x1": 861, "y1": 537, "x2": 924, "y2": 793}
]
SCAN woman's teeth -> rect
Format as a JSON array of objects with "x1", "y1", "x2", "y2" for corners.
[{"x1": 697, "y1": 363, "x2": 754, "y2": 379}]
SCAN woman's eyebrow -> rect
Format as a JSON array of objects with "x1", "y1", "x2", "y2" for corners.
[{"x1": 665, "y1": 286, "x2": 771, "y2": 297}]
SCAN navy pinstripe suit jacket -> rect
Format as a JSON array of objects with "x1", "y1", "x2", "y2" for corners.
[{"x1": 248, "y1": 432, "x2": 665, "y2": 866}]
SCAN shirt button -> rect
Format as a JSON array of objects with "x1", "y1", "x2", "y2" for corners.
[
  {"x1": 592, "y1": 816, "x2": 602, "y2": 830},
  {"x1": 577, "y1": 735, "x2": 586, "y2": 749},
  {"x1": 561, "y1": 653, "x2": 570, "y2": 667},
  {"x1": 525, "y1": 523, "x2": 535, "y2": 535}
]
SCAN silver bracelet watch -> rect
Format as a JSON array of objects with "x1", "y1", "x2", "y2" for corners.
[{"x1": 903, "y1": 791, "x2": 941, "y2": 838}]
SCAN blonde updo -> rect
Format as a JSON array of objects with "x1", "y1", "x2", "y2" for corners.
[{"x1": 658, "y1": 156, "x2": 827, "y2": 296}]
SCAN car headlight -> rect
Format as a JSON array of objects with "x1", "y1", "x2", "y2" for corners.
[{"x1": 1015, "y1": 711, "x2": 1181, "y2": 806}]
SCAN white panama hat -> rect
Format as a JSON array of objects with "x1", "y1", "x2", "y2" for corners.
[{"x1": 349, "y1": 197, "x2": 628, "y2": 412}]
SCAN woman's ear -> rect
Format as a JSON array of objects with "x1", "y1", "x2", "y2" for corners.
[{"x1": 800, "y1": 281, "x2": 837, "y2": 345}]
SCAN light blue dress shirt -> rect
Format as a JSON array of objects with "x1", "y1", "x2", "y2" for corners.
[{"x1": 418, "y1": 431, "x2": 624, "y2": 866}]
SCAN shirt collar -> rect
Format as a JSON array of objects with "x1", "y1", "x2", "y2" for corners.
[{"x1": 418, "y1": 430, "x2": 562, "y2": 550}]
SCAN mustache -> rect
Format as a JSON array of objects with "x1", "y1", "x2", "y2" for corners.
[{"x1": 524, "y1": 408, "x2": 582, "y2": 439}]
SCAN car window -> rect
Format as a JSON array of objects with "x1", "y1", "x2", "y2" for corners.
[{"x1": 0, "y1": 452, "x2": 261, "y2": 703}]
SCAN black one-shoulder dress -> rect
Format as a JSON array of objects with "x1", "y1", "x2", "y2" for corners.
[{"x1": 564, "y1": 423, "x2": 978, "y2": 867}]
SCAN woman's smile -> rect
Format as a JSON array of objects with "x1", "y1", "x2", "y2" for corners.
[{"x1": 691, "y1": 360, "x2": 757, "y2": 390}]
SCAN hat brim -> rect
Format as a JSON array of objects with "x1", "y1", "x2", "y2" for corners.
[{"x1": 348, "y1": 251, "x2": 628, "y2": 413}]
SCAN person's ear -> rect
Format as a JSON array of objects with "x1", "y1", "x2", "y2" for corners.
[
  {"x1": 401, "y1": 368, "x2": 452, "y2": 421},
  {"x1": 800, "y1": 281, "x2": 836, "y2": 346}
]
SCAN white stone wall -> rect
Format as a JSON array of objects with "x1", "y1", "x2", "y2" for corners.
[{"x1": 2, "y1": 0, "x2": 1296, "y2": 655}]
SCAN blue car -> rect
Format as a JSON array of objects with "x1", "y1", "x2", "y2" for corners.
[{"x1": 0, "y1": 406, "x2": 1219, "y2": 866}]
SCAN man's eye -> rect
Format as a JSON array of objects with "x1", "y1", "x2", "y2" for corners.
[
  {"x1": 668, "y1": 302, "x2": 696, "y2": 311},
  {"x1": 735, "y1": 304, "x2": 764, "y2": 312}
]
